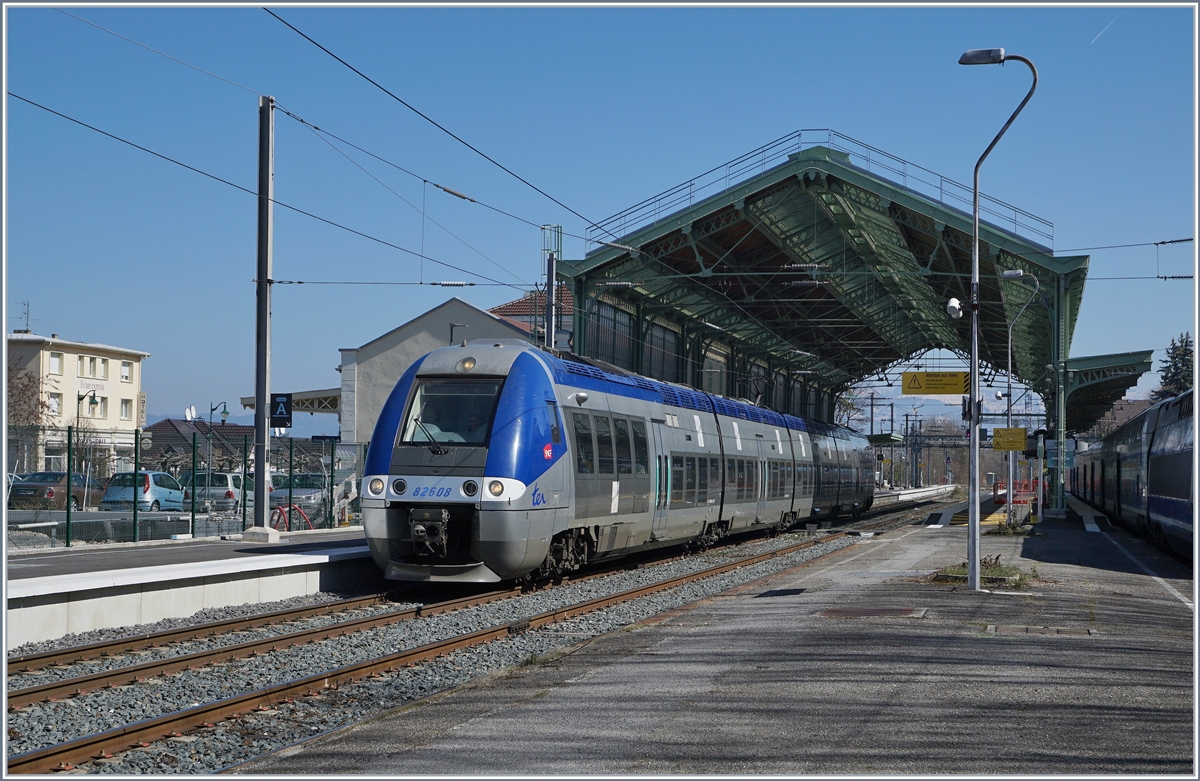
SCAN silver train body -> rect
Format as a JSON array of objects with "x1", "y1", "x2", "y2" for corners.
[
  {"x1": 1069, "y1": 389, "x2": 1193, "y2": 558},
  {"x1": 361, "y1": 340, "x2": 874, "y2": 583}
]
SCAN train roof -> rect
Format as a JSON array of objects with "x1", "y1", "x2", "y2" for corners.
[{"x1": 539, "y1": 347, "x2": 860, "y2": 441}]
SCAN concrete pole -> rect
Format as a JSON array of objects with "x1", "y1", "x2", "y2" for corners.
[{"x1": 250, "y1": 95, "x2": 277, "y2": 542}]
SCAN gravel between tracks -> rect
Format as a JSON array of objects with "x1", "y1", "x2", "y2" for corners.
[{"x1": 7, "y1": 532, "x2": 859, "y2": 773}]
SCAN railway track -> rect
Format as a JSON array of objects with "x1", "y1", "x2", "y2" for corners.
[{"x1": 6, "y1": 497, "x2": 955, "y2": 774}]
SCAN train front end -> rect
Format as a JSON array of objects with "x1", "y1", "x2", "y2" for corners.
[{"x1": 361, "y1": 342, "x2": 569, "y2": 582}]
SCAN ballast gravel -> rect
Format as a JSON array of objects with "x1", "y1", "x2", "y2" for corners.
[{"x1": 7, "y1": 532, "x2": 859, "y2": 773}]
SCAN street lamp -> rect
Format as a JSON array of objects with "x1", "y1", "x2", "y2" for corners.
[
  {"x1": 76, "y1": 390, "x2": 99, "y2": 423},
  {"x1": 206, "y1": 402, "x2": 229, "y2": 510},
  {"x1": 1000, "y1": 269, "x2": 1040, "y2": 527},
  {"x1": 959, "y1": 47, "x2": 1038, "y2": 591}
]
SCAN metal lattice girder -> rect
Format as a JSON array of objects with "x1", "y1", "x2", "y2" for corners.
[
  {"x1": 561, "y1": 133, "x2": 1154, "y2": 430},
  {"x1": 1061, "y1": 352, "x2": 1155, "y2": 433}
]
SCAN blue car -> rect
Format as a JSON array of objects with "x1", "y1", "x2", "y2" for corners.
[{"x1": 100, "y1": 471, "x2": 184, "y2": 512}]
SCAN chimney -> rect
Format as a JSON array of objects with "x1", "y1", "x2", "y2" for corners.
[{"x1": 51, "y1": 334, "x2": 59, "y2": 339}]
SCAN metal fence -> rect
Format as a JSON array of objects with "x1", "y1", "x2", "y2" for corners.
[{"x1": 7, "y1": 426, "x2": 368, "y2": 549}]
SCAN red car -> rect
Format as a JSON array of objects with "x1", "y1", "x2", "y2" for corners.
[{"x1": 7, "y1": 472, "x2": 106, "y2": 511}]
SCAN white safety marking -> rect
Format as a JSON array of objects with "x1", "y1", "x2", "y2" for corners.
[
  {"x1": 611, "y1": 481, "x2": 620, "y2": 514},
  {"x1": 732, "y1": 421, "x2": 742, "y2": 451},
  {"x1": 797, "y1": 433, "x2": 807, "y2": 457},
  {"x1": 1100, "y1": 531, "x2": 1193, "y2": 610},
  {"x1": 925, "y1": 525, "x2": 945, "y2": 529},
  {"x1": 1082, "y1": 516, "x2": 1100, "y2": 532},
  {"x1": 693, "y1": 414, "x2": 704, "y2": 447},
  {"x1": 775, "y1": 429, "x2": 782, "y2": 453}
]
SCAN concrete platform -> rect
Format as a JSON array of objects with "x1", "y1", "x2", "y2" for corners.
[
  {"x1": 5, "y1": 528, "x2": 380, "y2": 650},
  {"x1": 238, "y1": 512, "x2": 1195, "y2": 775}
]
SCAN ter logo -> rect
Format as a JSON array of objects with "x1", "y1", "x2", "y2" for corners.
[{"x1": 271, "y1": 393, "x2": 293, "y2": 428}]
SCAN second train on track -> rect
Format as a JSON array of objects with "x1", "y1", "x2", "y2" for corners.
[{"x1": 361, "y1": 340, "x2": 873, "y2": 583}]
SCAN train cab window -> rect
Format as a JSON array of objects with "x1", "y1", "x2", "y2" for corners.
[
  {"x1": 595, "y1": 416, "x2": 615, "y2": 474},
  {"x1": 546, "y1": 401, "x2": 561, "y2": 444},
  {"x1": 613, "y1": 418, "x2": 633, "y2": 475},
  {"x1": 399, "y1": 378, "x2": 503, "y2": 447},
  {"x1": 572, "y1": 413, "x2": 594, "y2": 474},
  {"x1": 631, "y1": 420, "x2": 649, "y2": 475},
  {"x1": 671, "y1": 456, "x2": 684, "y2": 504},
  {"x1": 697, "y1": 457, "x2": 708, "y2": 504}
]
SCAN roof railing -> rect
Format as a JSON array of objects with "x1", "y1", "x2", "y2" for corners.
[{"x1": 585, "y1": 129, "x2": 1053, "y2": 255}]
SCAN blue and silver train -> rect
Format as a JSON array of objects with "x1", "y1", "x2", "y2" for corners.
[
  {"x1": 1069, "y1": 388, "x2": 1193, "y2": 558},
  {"x1": 361, "y1": 340, "x2": 874, "y2": 583}
]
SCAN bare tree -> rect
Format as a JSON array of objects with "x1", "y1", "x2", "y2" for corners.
[{"x1": 7, "y1": 356, "x2": 51, "y2": 473}]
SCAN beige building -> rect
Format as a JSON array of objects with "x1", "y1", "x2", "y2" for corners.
[{"x1": 7, "y1": 331, "x2": 150, "y2": 473}]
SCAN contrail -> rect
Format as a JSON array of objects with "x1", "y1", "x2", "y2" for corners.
[{"x1": 1091, "y1": 12, "x2": 1122, "y2": 43}]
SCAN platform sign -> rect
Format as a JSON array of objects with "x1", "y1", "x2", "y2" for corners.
[
  {"x1": 901, "y1": 371, "x2": 969, "y2": 395},
  {"x1": 1048, "y1": 454, "x2": 1075, "y2": 469},
  {"x1": 270, "y1": 393, "x2": 293, "y2": 428},
  {"x1": 992, "y1": 427, "x2": 1028, "y2": 451}
]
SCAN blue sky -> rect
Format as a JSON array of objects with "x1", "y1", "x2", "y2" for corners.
[{"x1": 5, "y1": 4, "x2": 1195, "y2": 437}]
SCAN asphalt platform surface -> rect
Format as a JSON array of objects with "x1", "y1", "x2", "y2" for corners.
[{"x1": 238, "y1": 510, "x2": 1195, "y2": 776}]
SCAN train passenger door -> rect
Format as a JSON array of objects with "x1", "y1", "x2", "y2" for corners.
[
  {"x1": 755, "y1": 434, "x2": 767, "y2": 523},
  {"x1": 650, "y1": 420, "x2": 670, "y2": 538}
]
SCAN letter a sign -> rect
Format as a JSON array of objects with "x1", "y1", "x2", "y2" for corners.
[{"x1": 271, "y1": 393, "x2": 293, "y2": 428}]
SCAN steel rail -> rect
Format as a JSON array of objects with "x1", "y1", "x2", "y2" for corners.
[
  {"x1": 7, "y1": 533, "x2": 844, "y2": 774},
  {"x1": 6, "y1": 589, "x2": 516, "y2": 709},
  {"x1": 6, "y1": 591, "x2": 404, "y2": 672}
]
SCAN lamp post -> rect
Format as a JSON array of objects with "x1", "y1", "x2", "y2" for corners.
[
  {"x1": 76, "y1": 390, "x2": 99, "y2": 425},
  {"x1": 958, "y1": 47, "x2": 1038, "y2": 591},
  {"x1": 1000, "y1": 269, "x2": 1040, "y2": 527},
  {"x1": 207, "y1": 402, "x2": 229, "y2": 512}
]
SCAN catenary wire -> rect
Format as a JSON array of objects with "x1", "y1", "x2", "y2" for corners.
[
  {"x1": 294, "y1": 119, "x2": 524, "y2": 283},
  {"x1": 8, "y1": 92, "x2": 531, "y2": 291},
  {"x1": 54, "y1": 8, "x2": 1192, "y2": 276},
  {"x1": 55, "y1": 8, "x2": 263, "y2": 96},
  {"x1": 263, "y1": 8, "x2": 620, "y2": 243}
]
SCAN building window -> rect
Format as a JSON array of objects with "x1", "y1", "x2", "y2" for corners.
[
  {"x1": 120, "y1": 398, "x2": 132, "y2": 420},
  {"x1": 77, "y1": 355, "x2": 106, "y2": 378},
  {"x1": 88, "y1": 397, "x2": 109, "y2": 419},
  {"x1": 48, "y1": 393, "x2": 62, "y2": 417},
  {"x1": 49, "y1": 352, "x2": 63, "y2": 375},
  {"x1": 121, "y1": 361, "x2": 132, "y2": 382}
]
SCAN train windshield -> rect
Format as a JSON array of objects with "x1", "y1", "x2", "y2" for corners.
[{"x1": 399, "y1": 378, "x2": 503, "y2": 447}]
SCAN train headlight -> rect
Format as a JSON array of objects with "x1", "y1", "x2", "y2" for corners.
[
  {"x1": 455, "y1": 357, "x2": 476, "y2": 373},
  {"x1": 463, "y1": 480, "x2": 478, "y2": 497},
  {"x1": 487, "y1": 480, "x2": 504, "y2": 497},
  {"x1": 368, "y1": 478, "x2": 385, "y2": 496},
  {"x1": 392, "y1": 478, "x2": 407, "y2": 495}
]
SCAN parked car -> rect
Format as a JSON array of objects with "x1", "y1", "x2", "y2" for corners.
[
  {"x1": 100, "y1": 471, "x2": 184, "y2": 512},
  {"x1": 179, "y1": 472, "x2": 251, "y2": 513},
  {"x1": 7, "y1": 471, "x2": 105, "y2": 511},
  {"x1": 268, "y1": 473, "x2": 329, "y2": 523}
]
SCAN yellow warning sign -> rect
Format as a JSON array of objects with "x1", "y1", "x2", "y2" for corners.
[
  {"x1": 992, "y1": 427, "x2": 1028, "y2": 451},
  {"x1": 901, "y1": 371, "x2": 969, "y2": 395}
]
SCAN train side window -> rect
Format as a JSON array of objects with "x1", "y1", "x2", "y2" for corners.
[
  {"x1": 595, "y1": 416, "x2": 615, "y2": 474},
  {"x1": 736, "y1": 459, "x2": 746, "y2": 501},
  {"x1": 710, "y1": 459, "x2": 721, "y2": 502},
  {"x1": 727, "y1": 459, "x2": 737, "y2": 496},
  {"x1": 771, "y1": 462, "x2": 780, "y2": 499},
  {"x1": 613, "y1": 417, "x2": 633, "y2": 475},
  {"x1": 572, "y1": 413, "x2": 594, "y2": 474},
  {"x1": 671, "y1": 455, "x2": 684, "y2": 504},
  {"x1": 546, "y1": 401, "x2": 561, "y2": 444},
  {"x1": 697, "y1": 456, "x2": 708, "y2": 504},
  {"x1": 631, "y1": 420, "x2": 649, "y2": 475},
  {"x1": 685, "y1": 456, "x2": 697, "y2": 506}
]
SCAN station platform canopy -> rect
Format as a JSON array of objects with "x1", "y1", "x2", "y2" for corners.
[{"x1": 561, "y1": 130, "x2": 1151, "y2": 434}]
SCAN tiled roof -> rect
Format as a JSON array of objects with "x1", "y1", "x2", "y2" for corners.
[{"x1": 489, "y1": 285, "x2": 574, "y2": 318}]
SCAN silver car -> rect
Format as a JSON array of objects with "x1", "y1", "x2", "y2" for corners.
[
  {"x1": 179, "y1": 472, "x2": 250, "y2": 513},
  {"x1": 269, "y1": 473, "x2": 329, "y2": 525}
]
